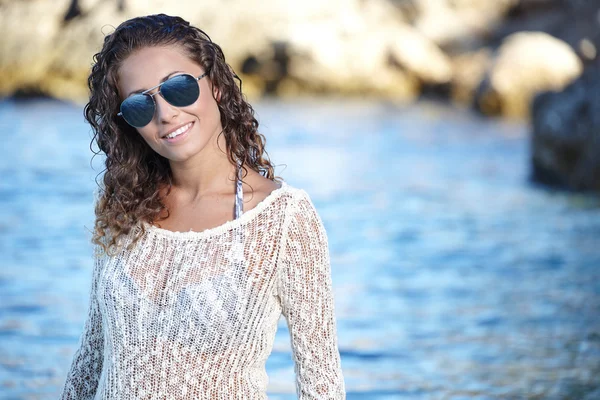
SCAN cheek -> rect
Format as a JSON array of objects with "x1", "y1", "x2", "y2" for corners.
[
  {"x1": 189, "y1": 94, "x2": 221, "y2": 126},
  {"x1": 137, "y1": 129, "x2": 152, "y2": 142},
  {"x1": 199, "y1": 83, "x2": 220, "y2": 113},
  {"x1": 205, "y1": 92, "x2": 222, "y2": 120},
  {"x1": 136, "y1": 129, "x2": 160, "y2": 150}
]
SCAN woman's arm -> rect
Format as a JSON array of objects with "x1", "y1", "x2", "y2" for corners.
[
  {"x1": 59, "y1": 248, "x2": 105, "y2": 400},
  {"x1": 277, "y1": 189, "x2": 346, "y2": 399}
]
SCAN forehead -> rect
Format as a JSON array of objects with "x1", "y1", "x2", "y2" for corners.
[{"x1": 117, "y1": 46, "x2": 203, "y2": 98}]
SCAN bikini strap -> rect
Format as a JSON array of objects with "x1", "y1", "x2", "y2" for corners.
[{"x1": 234, "y1": 163, "x2": 244, "y2": 219}]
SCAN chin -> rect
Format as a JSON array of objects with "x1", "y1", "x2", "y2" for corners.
[{"x1": 165, "y1": 143, "x2": 209, "y2": 163}]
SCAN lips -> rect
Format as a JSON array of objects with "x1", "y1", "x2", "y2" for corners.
[{"x1": 161, "y1": 121, "x2": 194, "y2": 139}]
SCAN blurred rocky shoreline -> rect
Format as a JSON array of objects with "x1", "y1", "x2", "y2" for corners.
[{"x1": 1, "y1": 0, "x2": 598, "y2": 191}]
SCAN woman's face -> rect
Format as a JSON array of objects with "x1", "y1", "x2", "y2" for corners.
[{"x1": 116, "y1": 45, "x2": 222, "y2": 163}]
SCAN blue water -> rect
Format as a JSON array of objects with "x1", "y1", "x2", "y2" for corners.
[{"x1": 0, "y1": 98, "x2": 599, "y2": 399}]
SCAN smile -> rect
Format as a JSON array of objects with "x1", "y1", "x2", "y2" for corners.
[{"x1": 162, "y1": 122, "x2": 194, "y2": 142}]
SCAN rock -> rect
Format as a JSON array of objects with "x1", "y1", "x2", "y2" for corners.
[
  {"x1": 0, "y1": 0, "x2": 451, "y2": 103},
  {"x1": 450, "y1": 48, "x2": 493, "y2": 105},
  {"x1": 0, "y1": 0, "x2": 592, "y2": 116},
  {"x1": 411, "y1": 0, "x2": 517, "y2": 53},
  {"x1": 388, "y1": 24, "x2": 453, "y2": 85},
  {"x1": 475, "y1": 31, "x2": 583, "y2": 117},
  {"x1": 531, "y1": 67, "x2": 600, "y2": 191},
  {"x1": 497, "y1": 0, "x2": 600, "y2": 63}
]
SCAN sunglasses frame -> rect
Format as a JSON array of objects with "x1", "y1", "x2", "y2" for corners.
[{"x1": 117, "y1": 71, "x2": 209, "y2": 127}]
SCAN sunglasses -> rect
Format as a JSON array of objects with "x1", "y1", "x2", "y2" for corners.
[{"x1": 117, "y1": 72, "x2": 209, "y2": 128}]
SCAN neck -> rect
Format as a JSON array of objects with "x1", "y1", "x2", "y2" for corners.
[{"x1": 167, "y1": 131, "x2": 239, "y2": 202}]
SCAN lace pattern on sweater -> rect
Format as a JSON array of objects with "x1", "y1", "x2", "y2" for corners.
[{"x1": 59, "y1": 183, "x2": 345, "y2": 399}]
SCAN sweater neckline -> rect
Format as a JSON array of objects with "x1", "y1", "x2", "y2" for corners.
[{"x1": 142, "y1": 180, "x2": 290, "y2": 240}]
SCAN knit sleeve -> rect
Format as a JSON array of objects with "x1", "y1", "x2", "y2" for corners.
[
  {"x1": 277, "y1": 190, "x2": 346, "y2": 399},
  {"x1": 59, "y1": 248, "x2": 105, "y2": 400}
]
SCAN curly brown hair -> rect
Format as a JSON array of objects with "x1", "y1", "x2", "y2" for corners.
[{"x1": 86, "y1": 14, "x2": 279, "y2": 256}]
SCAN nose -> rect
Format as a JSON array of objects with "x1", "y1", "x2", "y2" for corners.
[{"x1": 154, "y1": 92, "x2": 179, "y2": 123}]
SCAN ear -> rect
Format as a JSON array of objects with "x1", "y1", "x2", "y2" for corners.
[{"x1": 212, "y1": 84, "x2": 221, "y2": 102}]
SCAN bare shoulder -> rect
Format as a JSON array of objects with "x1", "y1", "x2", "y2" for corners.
[{"x1": 241, "y1": 168, "x2": 282, "y2": 209}]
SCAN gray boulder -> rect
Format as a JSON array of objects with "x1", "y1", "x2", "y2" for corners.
[{"x1": 531, "y1": 67, "x2": 600, "y2": 191}]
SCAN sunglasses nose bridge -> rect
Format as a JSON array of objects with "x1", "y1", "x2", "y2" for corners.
[{"x1": 153, "y1": 90, "x2": 180, "y2": 122}]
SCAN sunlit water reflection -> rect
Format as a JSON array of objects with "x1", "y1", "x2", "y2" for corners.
[{"x1": 0, "y1": 98, "x2": 599, "y2": 399}]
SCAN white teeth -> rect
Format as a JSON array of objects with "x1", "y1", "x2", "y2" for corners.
[{"x1": 165, "y1": 122, "x2": 192, "y2": 139}]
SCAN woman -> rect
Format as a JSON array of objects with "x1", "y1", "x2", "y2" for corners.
[{"x1": 59, "y1": 13, "x2": 346, "y2": 400}]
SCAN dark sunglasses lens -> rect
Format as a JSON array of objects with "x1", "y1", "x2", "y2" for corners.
[
  {"x1": 120, "y1": 94, "x2": 155, "y2": 127},
  {"x1": 161, "y1": 74, "x2": 200, "y2": 107}
]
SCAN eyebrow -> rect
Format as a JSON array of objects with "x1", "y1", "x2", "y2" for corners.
[{"x1": 126, "y1": 71, "x2": 185, "y2": 97}]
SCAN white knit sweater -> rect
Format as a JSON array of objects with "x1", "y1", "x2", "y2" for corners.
[{"x1": 59, "y1": 182, "x2": 346, "y2": 399}]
